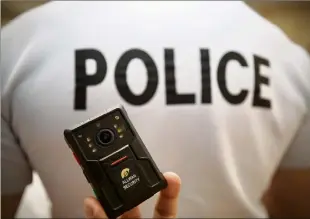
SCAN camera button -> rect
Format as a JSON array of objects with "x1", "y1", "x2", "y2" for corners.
[
  {"x1": 73, "y1": 153, "x2": 81, "y2": 165},
  {"x1": 91, "y1": 187, "x2": 99, "y2": 199}
]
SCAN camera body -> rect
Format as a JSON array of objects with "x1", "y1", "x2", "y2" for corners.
[{"x1": 64, "y1": 106, "x2": 167, "y2": 219}]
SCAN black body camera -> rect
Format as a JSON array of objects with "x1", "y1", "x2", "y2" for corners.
[{"x1": 64, "y1": 106, "x2": 167, "y2": 219}]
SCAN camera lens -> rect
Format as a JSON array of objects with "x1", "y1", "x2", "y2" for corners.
[{"x1": 96, "y1": 129, "x2": 115, "y2": 146}]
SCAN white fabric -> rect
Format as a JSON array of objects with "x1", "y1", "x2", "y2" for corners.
[
  {"x1": 15, "y1": 173, "x2": 51, "y2": 218},
  {"x1": 1, "y1": 1, "x2": 310, "y2": 218}
]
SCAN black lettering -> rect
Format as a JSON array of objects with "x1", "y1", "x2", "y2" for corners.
[
  {"x1": 75, "y1": 49, "x2": 107, "y2": 110},
  {"x1": 115, "y1": 49, "x2": 158, "y2": 105},
  {"x1": 217, "y1": 51, "x2": 248, "y2": 104},
  {"x1": 253, "y1": 55, "x2": 271, "y2": 108},
  {"x1": 165, "y1": 49, "x2": 195, "y2": 104},
  {"x1": 201, "y1": 49, "x2": 212, "y2": 103}
]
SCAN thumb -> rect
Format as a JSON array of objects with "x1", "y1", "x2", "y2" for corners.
[{"x1": 84, "y1": 197, "x2": 108, "y2": 219}]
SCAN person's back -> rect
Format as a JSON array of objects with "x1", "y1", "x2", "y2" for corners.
[{"x1": 2, "y1": 1, "x2": 310, "y2": 218}]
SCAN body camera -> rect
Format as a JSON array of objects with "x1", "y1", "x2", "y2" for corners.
[{"x1": 64, "y1": 106, "x2": 167, "y2": 219}]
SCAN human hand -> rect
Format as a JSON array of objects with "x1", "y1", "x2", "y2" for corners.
[{"x1": 84, "y1": 172, "x2": 181, "y2": 219}]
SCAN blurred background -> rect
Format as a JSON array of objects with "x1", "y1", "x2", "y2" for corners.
[
  {"x1": 1, "y1": 1, "x2": 309, "y2": 218},
  {"x1": 1, "y1": 1, "x2": 46, "y2": 26}
]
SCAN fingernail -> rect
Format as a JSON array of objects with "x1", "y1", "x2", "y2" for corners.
[{"x1": 84, "y1": 201, "x2": 94, "y2": 218}]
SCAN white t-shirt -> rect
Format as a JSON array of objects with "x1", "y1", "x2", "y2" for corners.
[{"x1": 1, "y1": 1, "x2": 310, "y2": 218}]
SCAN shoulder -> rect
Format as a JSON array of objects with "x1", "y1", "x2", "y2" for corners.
[{"x1": 245, "y1": 3, "x2": 310, "y2": 104}]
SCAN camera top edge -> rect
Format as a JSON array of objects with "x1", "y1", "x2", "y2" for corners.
[
  {"x1": 66, "y1": 105, "x2": 127, "y2": 138},
  {"x1": 70, "y1": 105, "x2": 124, "y2": 130}
]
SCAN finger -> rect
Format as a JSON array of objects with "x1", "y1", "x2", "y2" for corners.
[
  {"x1": 120, "y1": 206, "x2": 141, "y2": 219},
  {"x1": 154, "y1": 172, "x2": 181, "y2": 218},
  {"x1": 84, "y1": 196, "x2": 108, "y2": 219}
]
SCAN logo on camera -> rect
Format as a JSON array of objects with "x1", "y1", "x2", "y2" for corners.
[{"x1": 121, "y1": 168, "x2": 130, "y2": 179}]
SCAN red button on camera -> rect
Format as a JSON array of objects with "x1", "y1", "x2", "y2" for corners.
[{"x1": 73, "y1": 153, "x2": 81, "y2": 165}]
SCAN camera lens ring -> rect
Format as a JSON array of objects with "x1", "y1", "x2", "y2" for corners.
[{"x1": 96, "y1": 129, "x2": 115, "y2": 146}]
